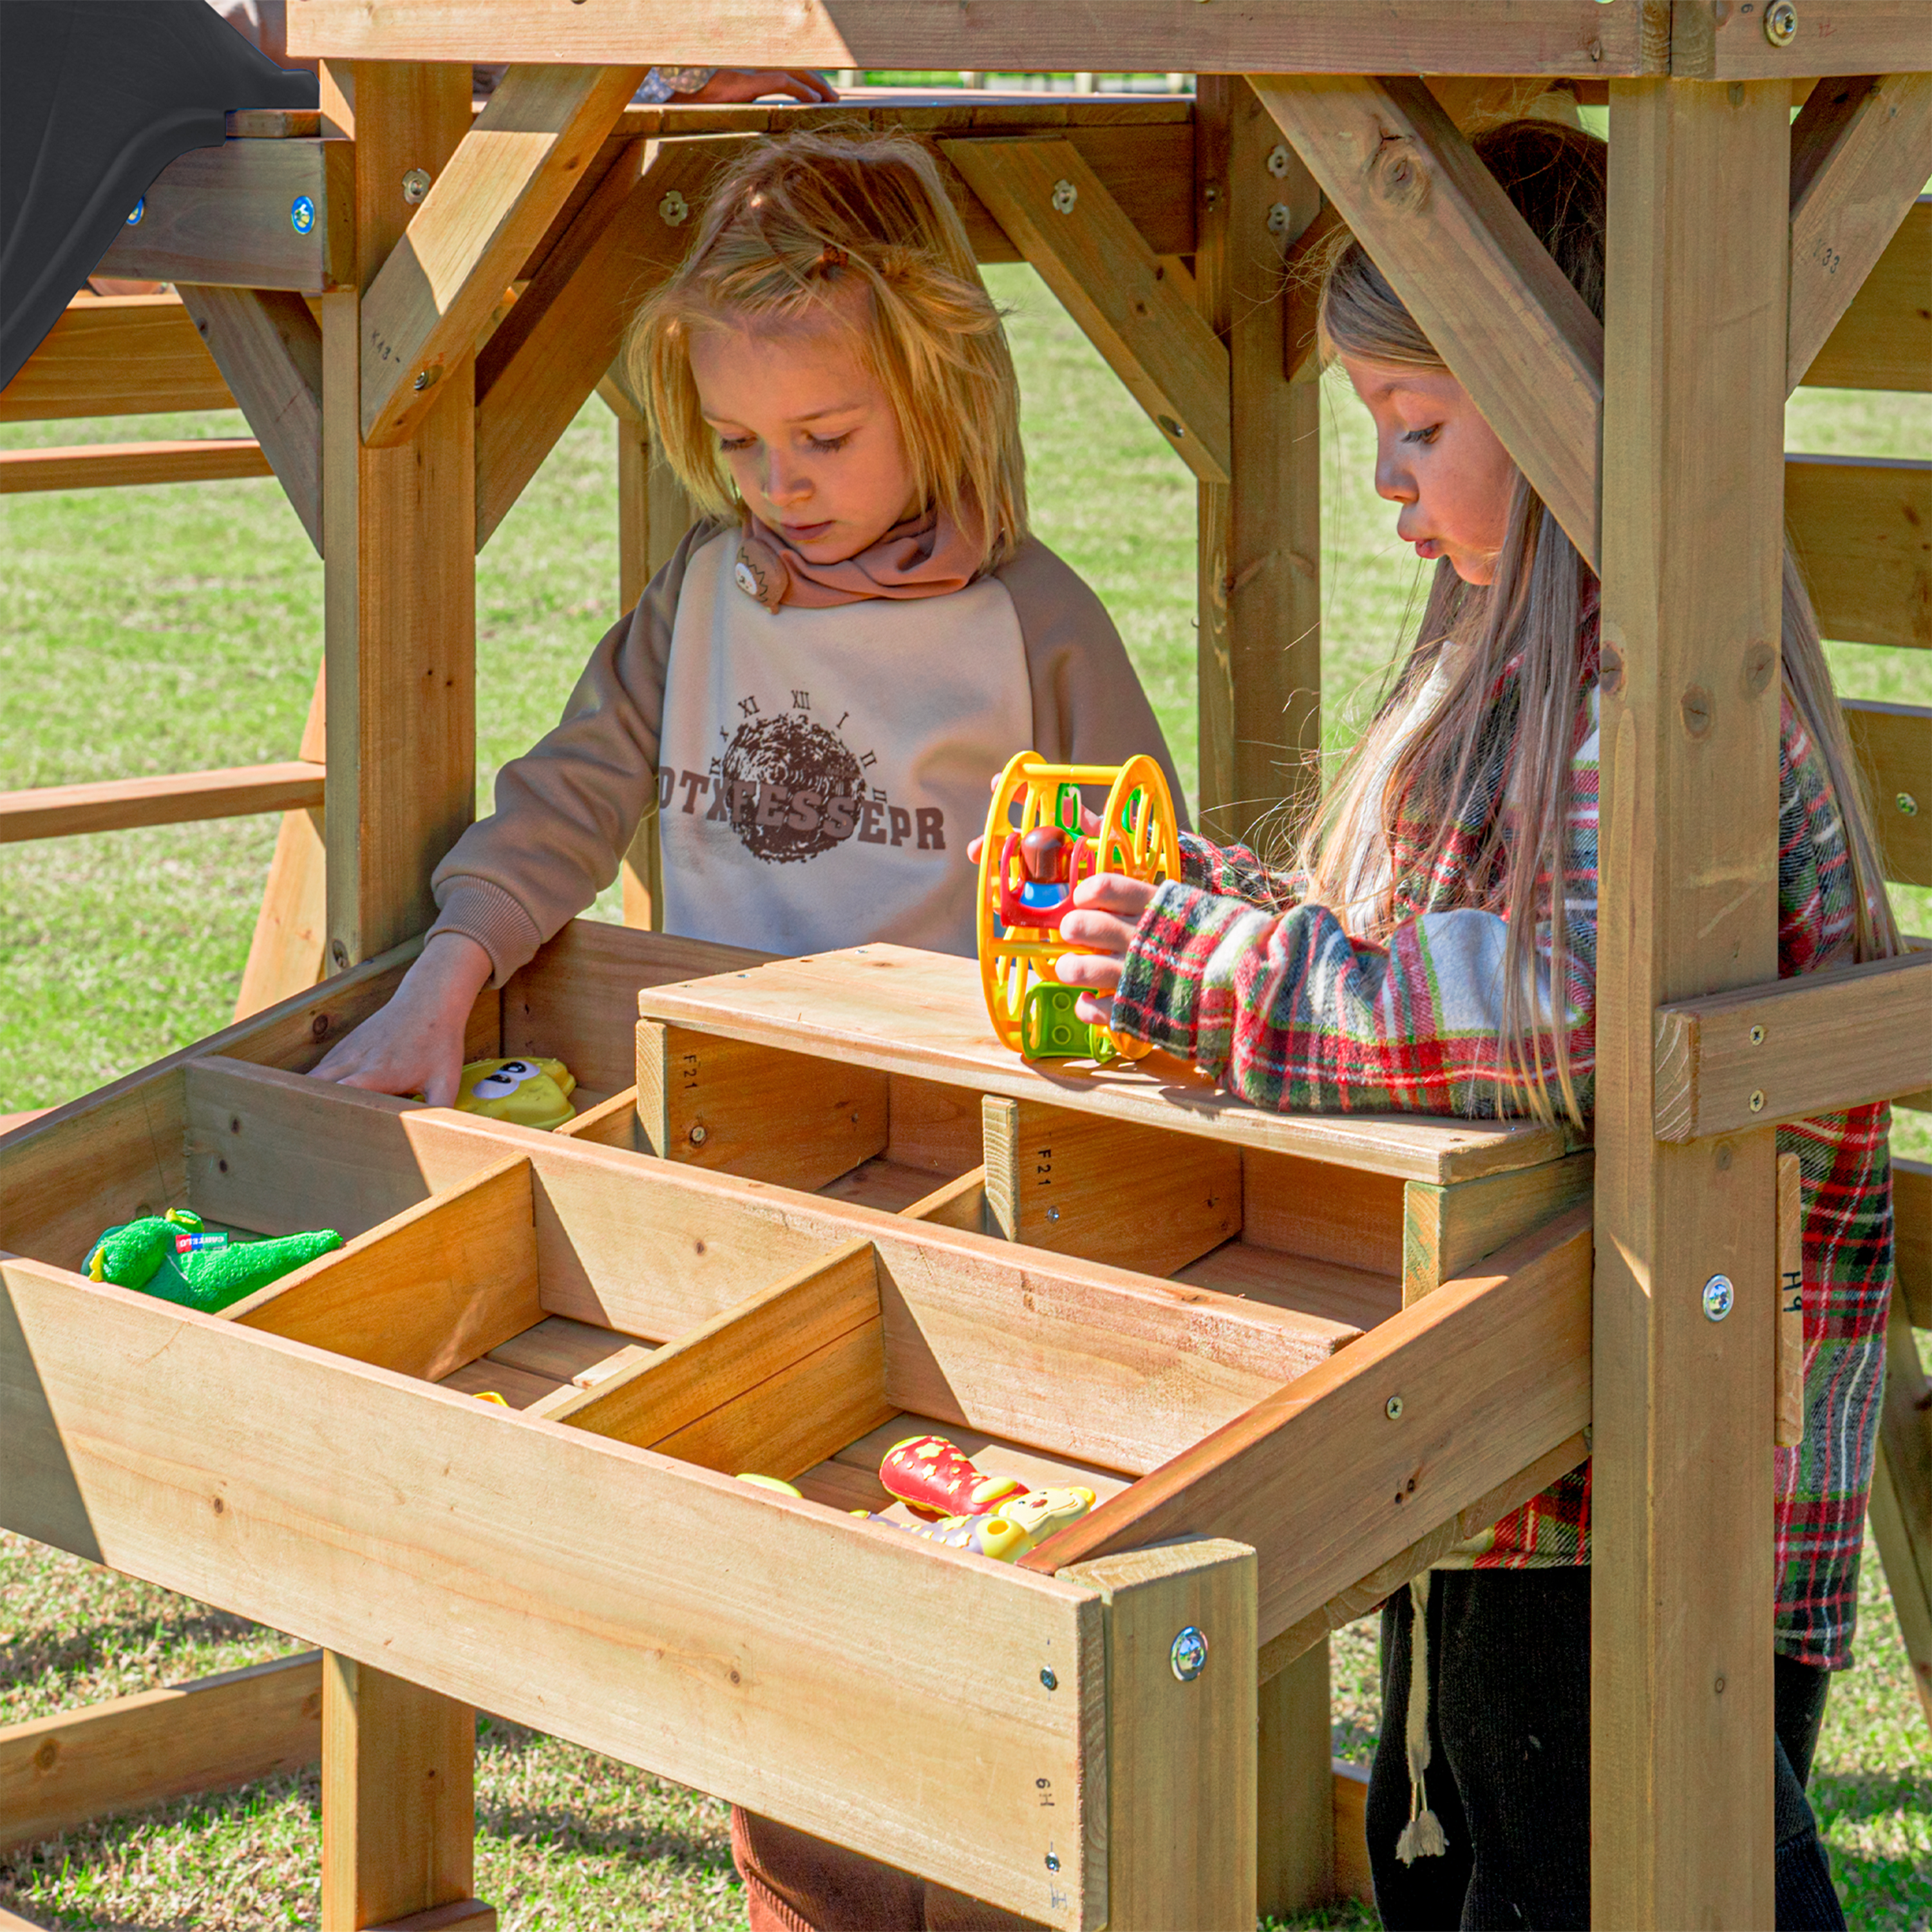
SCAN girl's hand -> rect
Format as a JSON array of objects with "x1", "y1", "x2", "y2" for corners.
[
  {"x1": 1055, "y1": 874, "x2": 1158, "y2": 1026},
  {"x1": 310, "y1": 933, "x2": 493, "y2": 1107},
  {"x1": 687, "y1": 69, "x2": 840, "y2": 104}
]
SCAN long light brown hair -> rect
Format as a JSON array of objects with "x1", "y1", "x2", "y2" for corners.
[
  {"x1": 1305, "y1": 120, "x2": 1899, "y2": 1126},
  {"x1": 626, "y1": 129, "x2": 1027, "y2": 571}
]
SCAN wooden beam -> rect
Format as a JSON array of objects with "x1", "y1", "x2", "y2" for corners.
[
  {"x1": 1251, "y1": 72, "x2": 1604, "y2": 568},
  {"x1": 288, "y1": 1, "x2": 1667, "y2": 76},
  {"x1": 943, "y1": 136, "x2": 1231, "y2": 484},
  {"x1": 361, "y1": 65, "x2": 645, "y2": 448},
  {"x1": 1873, "y1": 1303, "x2": 1932, "y2": 1729},
  {"x1": 1786, "y1": 73, "x2": 1932, "y2": 391},
  {"x1": 1787, "y1": 453, "x2": 1931, "y2": 651},
  {"x1": 1801, "y1": 196, "x2": 1930, "y2": 392},
  {"x1": 0, "y1": 1652, "x2": 321, "y2": 1853},
  {"x1": 475, "y1": 133, "x2": 750, "y2": 545},
  {"x1": 1195, "y1": 74, "x2": 1324, "y2": 849},
  {"x1": 323, "y1": 61, "x2": 478, "y2": 967},
  {"x1": 1653, "y1": 949, "x2": 1932, "y2": 1139},
  {"x1": 1401, "y1": 1150, "x2": 1595, "y2": 1303},
  {"x1": 0, "y1": 439, "x2": 269, "y2": 494},
  {"x1": 236, "y1": 670, "x2": 330, "y2": 1021},
  {"x1": 1025, "y1": 1207, "x2": 1593, "y2": 1651},
  {"x1": 176, "y1": 286, "x2": 325, "y2": 552},
  {"x1": 94, "y1": 138, "x2": 354, "y2": 293},
  {"x1": 1846, "y1": 699, "x2": 1932, "y2": 885},
  {"x1": 0, "y1": 762, "x2": 325, "y2": 844},
  {"x1": 1897, "y1": 1157, "x2": 1931, "y2": 1332},
  {"x1": 1674, "y1": 3, "x2": 1932, "y2": 80},
  {"x1": 0, "y1": 296, "x2": 230, "y2": 422},
  {"x1": 1593, "y1": 77, "x2": 1788, "y2": 1927},
  {"x1": 1256, "y1": 1640, "x2": 1334, "y2": 1919}
]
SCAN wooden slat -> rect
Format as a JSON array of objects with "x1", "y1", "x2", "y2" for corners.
[
  {"x1": 94, "y1": 139, "x2": 353, "y2": 292},
  {"x1": 0, "y1": 296, "x2": 231, "y2": 422},
  {"x1": 1786, "y1": 74, "x2": 1932, "y2": 391},
  {"x1": 0, "y1": 761, "x2": 325, "y2": 844},
  {"x1": 234, "y1": 670, "x2": 330, "y2": 1021},
  {"x1": 1777, "y1": 1153, "x2": 1804, "y2": 1450},
  {"x1": 1802, "y1": 197, "x2": 1931, "y2": 392},
  {"x1": 1674, "y1": 3, "x2": 1932, "y2": 80},
  {"x1": 361, "y1": 64, "x2": 645, "y2": 447},
  {"x1": 1252, "y1": 72, "x2": 1604, "y2": 568},
  {"x1": 1874, "y1": 1303, "x2": 1932, "y2": 1729},
  {"x1": 1846, "y1": 699, "x2": 1932, "y2": 884},
  {"x1": 1653, "y1": 950, "x2": 1932, "y2": 1140},
  {"x1": 1256, "y1": 1640, "x2": 1332, "y2": 1919},
  {"x1": 1897, "y1": 1157, "x2": 1931, "y2": 1331},
  {"x1": 1402, "y1": 1150, "x2": 1595, "y2": 1303},
  {"x1": 1333, "y1": 1761, "x2": 1372, "y2": 1905},
  {"x1": 1787, "y1": 453, "x2": 1931, "y2": 650},
  {"x1": 943, "y1": 137, "x2": 1230, "y2": 483},
  {"x1": 1026, "y1": 1207, "x2": 1593, "y2": 1653},
  {"x1": 287, "y1": 1, "x2": 1666, "y2": 75},
  {"x1": 0, "y1": 439, "x2": 270, "y2": 494},
  {"x1": 0, "y1": 1253, "x2": 1101, "y2": 1928},
  {"x1": 1593, "y1": 77, "x2": 1788, "y2": 1927},
  {"x1": 0, "y1": 1651, "x2": 321, "y2": 1853},
  {"x1": 367, "y1": 1902, "x2": 498, "y2": 1932},
  {"x1": 177, "y1": 286, "x2": 325, "y2": 552}
]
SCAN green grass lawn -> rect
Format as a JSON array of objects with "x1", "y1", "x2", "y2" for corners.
[{"x1": 2, "y1": 264, "x2": 1927, "y2": 1927}]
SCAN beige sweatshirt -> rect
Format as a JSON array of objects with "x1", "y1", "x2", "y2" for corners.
[{"x1": 430, "y1": 519, "x2": 1186, "y2": 983}]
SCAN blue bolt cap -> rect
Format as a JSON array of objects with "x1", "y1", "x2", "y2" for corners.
[{"x1": 290, "y1": 195, "x2": 316, "y2": 234}]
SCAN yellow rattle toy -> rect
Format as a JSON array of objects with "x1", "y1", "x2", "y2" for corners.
[
  {"x1": 976, "y1": 752, "x2": 1180, "y2": 1061},
  {"x1": 453, "y1": 1056, "x2": 577, "y2": 1130}
]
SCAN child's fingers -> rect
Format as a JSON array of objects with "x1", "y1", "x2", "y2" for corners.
[
  {"x1": 1073, "y1": 990, "x2": 1114, "y2": 1028},
  {"x1": 967, "y1": 834, "x2": 984, "y2": 864},
  {"x1": 1053, "y1": 948, "x2": 1124, "y2": 995},
  {"x1": 1070, "y1": 873, "x2": 1157, "y2": 918}
]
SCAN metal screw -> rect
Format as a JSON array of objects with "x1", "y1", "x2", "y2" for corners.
[
  {"x1": 1266, "y1": 202, "x2": 1294, "y2": 236},
  {"x1": 1898, "y1": 792, "x2": 1920, "y2": 817},
  {"x1": 1051, "y1": 178, "x2": 1078, "y2": 215},
  {"x1": 659, "y1": 189, "x2": 691, "y2": 227},
  {"x1": 1045, "y1": 1853, "x2": 1061, "y2": 1873},
  {"x1": 1170, "y1": 1625, "x2": 1208, "y2": 1681},
  {"x1": 1763, "y1": 0, "x2": 1798, "y2": 44},
  {"x1": 412, "y1": 366, "x2": 439, "y2": 393},
  {"x1": 1039, "y1": 1667, "x2": 1057, "y2": 1690},
  {"x1": 330, "y1": 939, "x2": 350, "y2": 971},
  {"x1": 1385, "y1": 1394, "x2": 1405, "y2": 1421},
  {"x1": 1702, "y1": 1274, "x2": 1735, "y2": 1321},
  {"x1": 688, "y1": 1122, "x2": 708, "y2": 1146},
  {"x1": 1202, "y1": 183, "x2": 1220, "y2": 207},
  {"x1": 1157, "y1": 413, "x2": 1185, "y2": 439},
  {"x1": 1749, "y1": 1090, "x2": 1766, "y2": 1113},
  {"x1": 127, "y1": 198, "x2": 145, "y2": 225},
  {"x1": 1267, "y1": 143, "x2": 1291, "y2": 178},
  {"x1": 402, "y1": 167, "x2": 432, "y2": 204},
  {"x1": 1045, "y1": 1205, "x2": 1060, "y2": 1223},
  {"x1": 1749, "y1": 1025, "x2": 1766, "y2": 1045},
  {"x1": 290, "y1": 194, "x2": 316, "y2": 234}
]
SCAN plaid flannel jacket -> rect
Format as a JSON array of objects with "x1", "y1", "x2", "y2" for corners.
[{"x1": 1112, "y1": 654, "x2": 1894, "y2": 1669}]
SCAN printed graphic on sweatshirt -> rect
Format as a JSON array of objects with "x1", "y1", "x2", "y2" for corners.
[{"x1": 658, "y1": 687, "x2": 947, "y2": 866}]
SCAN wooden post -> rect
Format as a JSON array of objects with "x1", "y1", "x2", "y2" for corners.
[
  {"x1": 235, "y1": 666, "x2": 329, "y2": 1019},
  {"x1": 1193, "y1": 76, "x2": 1321, "y2": 848},
  {"x1": 321, "y1": 62, "x2": 477, "y2": 969},
  {"x1": 1256, "y1": 1636, "x2": 1334, "y2": 1917},
  {"x1": 1594, "y1": 79, "x2": 1789, "y2": 1926},
  {"x1": 321, "y1": 1653, "x2": 480, "y2": 1931}
]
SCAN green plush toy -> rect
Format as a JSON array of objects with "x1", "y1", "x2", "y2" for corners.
[{"x1": 84, "y1": 1208, "x2": 342, "y2": 1314}]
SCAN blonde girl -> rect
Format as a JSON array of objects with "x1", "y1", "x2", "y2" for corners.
[
  {"x1": 1061, "y1": 120, "x2": 1890, "y2": 1931},
  {"x1": 314, "y1": 129, "x2": 1180, "y2": 1106}
]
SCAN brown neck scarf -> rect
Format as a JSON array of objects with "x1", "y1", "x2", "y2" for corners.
[{"x1": 731, "y1": 506, "x2": 983, "y2": 612}]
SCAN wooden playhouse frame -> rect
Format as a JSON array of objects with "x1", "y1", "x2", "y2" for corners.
[{"x1": 2, "y1": 6, "x2": 1930, "y2": 1926}]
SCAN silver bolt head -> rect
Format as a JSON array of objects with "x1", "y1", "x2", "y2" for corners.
[
  {"x1": 688, "y1": 1122, "x2": 709, "y2": 1146},
  {"x1": 660, "y1": 188, "x2": 691, "y2": 227},
  {"x1": 1051, "y1": 178, "x2": 1078, "y2": 215},
  {"x1": 1763, "y1": 0, "x2": 1798, "y2": 45},
  {"x1": 1749, "y1": 1025, "x2": 1766, "y2": 1045},
  {"x1": 1898, "y1": 792, "x2": 1919, "y2": 817},
  {"x1": 1385, "y1": 1394, "x2": 1405, "y2": 1421},
  {"x1": 1039, "y1": 1666, "x2": 1057, "y2": 1690},
  {"x1": 412, "y1": 366, "x2": 439, "y2": 393},
  {"x1": 1267, "y1": 202, "x2": 1294, "y2": 236},
  {"x1": 1045, "y1": 1852, "x2": 1061, "y2": 1873},
  {"x1": 1267, "y1": 142, "x2": 1291, "y2": 178},
  {"x1": 1045, "y1": 1205, "x2": 1060, "y2": 1222},
  {"x1": 1749, "y1": 1089, "x2": 1766, "y2": 1113},
  {"x1": 1170, "y1": 1625, "x2": 1208, "y2": 1680},
  {"x1": 402, "y1": 167, "x2": 432, "y2": 204},
  {"x1": 1702, "y1": 1274, "x2": 1735, "y2": 1321}
]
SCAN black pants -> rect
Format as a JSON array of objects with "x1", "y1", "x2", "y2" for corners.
[{"x1": 1366, "y1": 1569, "x2": 1844, "y2": 1930}]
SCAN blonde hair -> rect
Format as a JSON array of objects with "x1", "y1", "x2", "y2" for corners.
[
  {"x1": 625, "y1": 129, "x2": 1027, "y2": 571},
  {"x1": 1306, "y1": 119, "x2": 1899, "y2": 1126}
]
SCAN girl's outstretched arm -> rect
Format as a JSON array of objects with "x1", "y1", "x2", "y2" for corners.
[{"x1": 1175, "y1": 831, "x2": 1307, "y2": 912}]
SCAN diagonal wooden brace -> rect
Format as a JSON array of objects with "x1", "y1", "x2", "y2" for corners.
[
  {"x1": 943, "y1": 136, "x2": 1231, "y2": 484},
  {"x1": 360, "y1": 62, "x2": 646, "y2": 448},
  {"x1": 1786, "y1": 71, "x2": 1932, "y2": 392},
  {"x1": 1251, "y1": 73, "x2": 1604, "y2": 567}
]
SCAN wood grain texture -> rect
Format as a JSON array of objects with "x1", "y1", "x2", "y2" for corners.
[
  {"x1": 1785, "y1": 73, "x2": 1932, "y2": 390},
  {"x1": 1173, "y1": 1240, "x2": 1395, "y2": 1336},
  {"x1": 1253, "y1": 72, "x2": 1604, "y2": 567},
  {"x1": 362, "y1": 64, "x2": 644, "y2": 446},
  {"x1": 1256, "y1": 1639, "x2": 1333, "y2": 1919},
  {"x1": 983, "y1": 1095, "x2": 1241, "y2": 1276},
  {"x1": 1059, "y1": 1539, "x2": 1257, "y2": 1932},
  {"x1": 1332, "y1": 1761, "x2": 1372, "y2": 1906},
  {"x1": 1241, "y1": 1150, "x2": 1405, "y2": 1278},
  {"x1": 1801, "y1": 196, "x2": 1929, "y2": 392},
  {"x1": 0, "y1": 439, "x2": 270, "y2": 495},
  {"x1": 176, "y1": 285, "x2": 325, "y2": 549},
  {"x1": 0, "y1": 1652, "x2": 321, "y2": 1853},
  {"x1": 1402, "y1": 1151, "x2": 1595, "y2": 1303},
  {"x1": 636, "y1": 945, "x2": 1567, "y2": 1184},
  {"x1": 1652, "y1": 949, "x2": 1932, "y2": 1138},
  {"x1": 1873, "y1": 1303, "x2": 1932, "y2": 1728},
  {"x1": 1787, "y1": 453, "x2": 1931, "y2": 650},
  {"x1": 1896, "y1": 1157, "x2": 1930, "y2": 1331},
  {"x1": 93, "y1": 138, "x2": 352, "y2": 292},
  {"x1": 0, "y1": 1255, "x2": 1100, "y2": 1926},
  {"x1": 0, "y1": 296, "x2": 230, "y2": 421},
  {"x1": 321, "y1": 1653, "x2": 477, "y2": 1932},
  {"x1": 0, "y1": 762, "x2": 323, "y2": 843},
  {"x1": 1674, "y1": 1, "x2": 1931, "y2": 79},
  {"x1": 1593, "y1": 77, "x2": 1788, "y2": 1927},
  {"x1": 1845, "y1": 698, "x2": 1932, "y2": 884},
  {"x1": 366, "y1": 1904, "x2": 497, "y2": 1932},
  {"x1": 1777, "y1": 1153, "x2": 1804, "y2": 1450},
  {"x1": 235, "y1": 670, "x2": 330, "y2": 1022},
  {"x1": 943, "y1": 137, "x2": 1230, "y2": 482},
  {"x1": 287, "y1": 0, "x2": 1665, "y2": 75}
]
